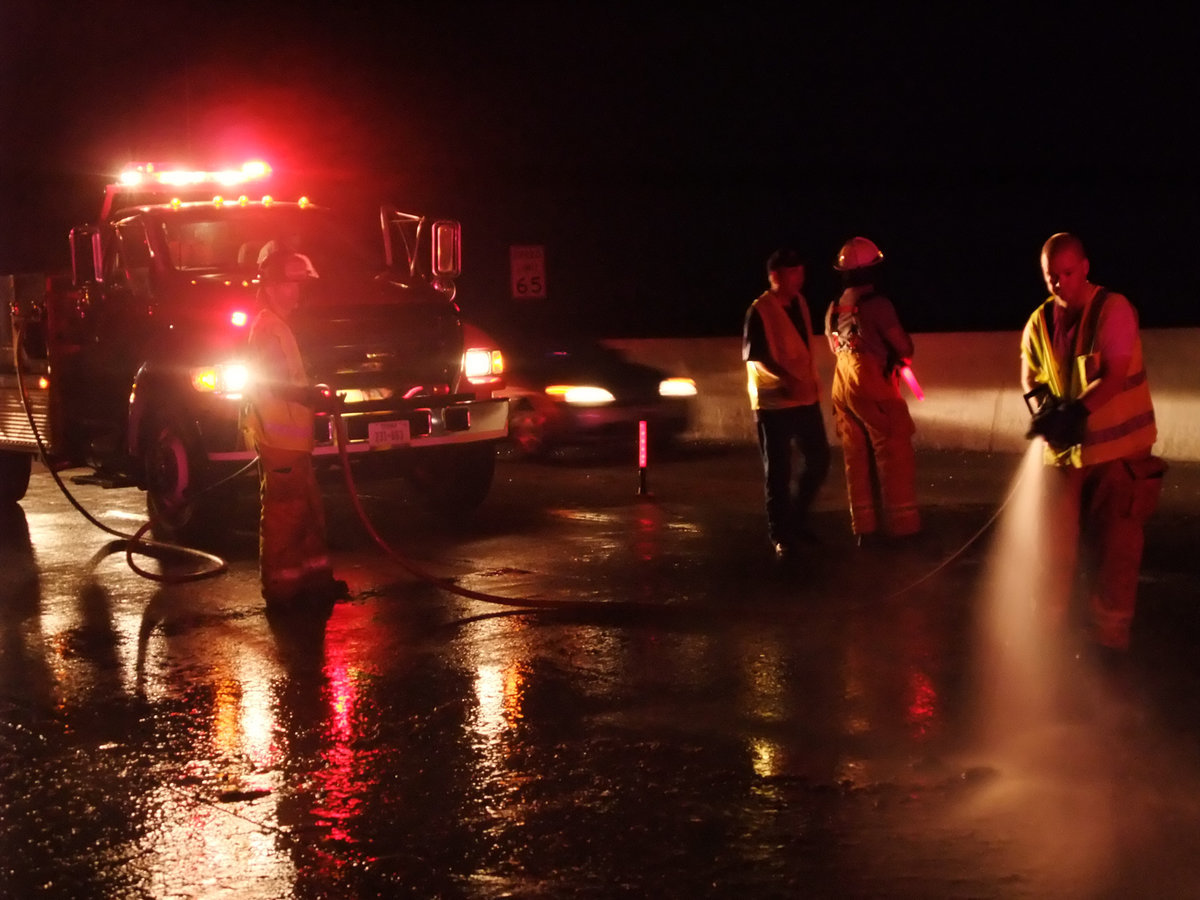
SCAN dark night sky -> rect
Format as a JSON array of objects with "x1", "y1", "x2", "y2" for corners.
[{"x1": 2, "y1": 2, "x2": 1197, "y2": 336}]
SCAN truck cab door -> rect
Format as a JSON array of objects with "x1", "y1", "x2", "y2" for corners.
[{"x1": 68, "y1": 219, "x2": 160, "y2": 459}]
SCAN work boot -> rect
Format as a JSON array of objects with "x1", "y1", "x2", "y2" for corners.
[
  {"x1": 262, "y1": 588, "x2": 304, "y2": 615},
  {"x1": 303, "y1": 575, "x2": 351, "y2": 603}
]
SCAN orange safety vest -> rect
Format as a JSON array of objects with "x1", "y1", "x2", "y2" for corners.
[
  {"x1": 244, "y1": 307, "x2": 315, "y2": 452},
  {"x1": 746, "y1": 291, "x2": 821, "y2": 410},
  {"x1": 1022, "y1": 289, "x2": 1156, "y2": 467}
]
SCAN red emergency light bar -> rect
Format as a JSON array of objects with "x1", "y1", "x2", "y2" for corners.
[
  {"x1": 102, "y1": 160, "x2": 285, "y2": 220},
  {"x1": 118, "y1": 160, "x2": 272, "y2": 188}
]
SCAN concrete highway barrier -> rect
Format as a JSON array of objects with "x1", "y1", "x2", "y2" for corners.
[{"x1": 606, "y1": 328, "x2": 1200, "y2": 462}]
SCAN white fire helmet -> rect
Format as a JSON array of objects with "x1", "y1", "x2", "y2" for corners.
[
  {"x1": 834, "y1": 236, "x2": 884, "y2": 271},
  {"x1": 258, "y1": 248, "x2": 319, "y2": 283}
]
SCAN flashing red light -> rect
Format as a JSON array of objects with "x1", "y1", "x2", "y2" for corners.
[
  {"x1": 638, "y1": 420, "x2": 648, "y2": 468},
  {"x1": 230, "y1": 310, "x2": 248, "y2": 328}
]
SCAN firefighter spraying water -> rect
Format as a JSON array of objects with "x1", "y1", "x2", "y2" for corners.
[
  {"x1": 973, "y1": 232, "x2": 1165, "y2": 732},
  {"x1": 1019, "y1": 232, "x2": 1165, "y2": 656}
]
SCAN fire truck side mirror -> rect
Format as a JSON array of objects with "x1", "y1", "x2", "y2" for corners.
[
  {"x1": 432, "y1": 220, "x2": 461, "y2": 279},
  {"x1": 69, "y1": 225, "x2": 103, "y2": 286}
]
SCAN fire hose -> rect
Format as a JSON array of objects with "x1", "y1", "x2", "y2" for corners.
[
  {"x1": 13, "y1": 319, "x2": 1024, "y2": 607},
  {"x1": 11, "y1": 323, "x2": 229, "y2": 583},
  {"x1": 12, "y1": 308, "x2": 621, "y2": 607},
  {"x1": 327, "y1": 409, "x2": 652, "y2": 611}
]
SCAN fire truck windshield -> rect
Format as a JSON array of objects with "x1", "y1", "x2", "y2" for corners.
[{"x1": 148, "y1": 205, "x2": 382, "y2": 282}]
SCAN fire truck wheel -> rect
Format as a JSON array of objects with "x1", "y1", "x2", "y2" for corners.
[
  {"x1": 0, "y1": 451, "x2": 32, "y2": 503},
  {"x1": 142, "y1": 416, "x2": 217, "y2": 543},
  {"x1": 406, "y1": 442, "x2": 497, "y2": 516}
]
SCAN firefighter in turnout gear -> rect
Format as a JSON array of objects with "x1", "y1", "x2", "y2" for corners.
[
  {"x1": 1021, "y1": 232, "x2": 1164, "y2": 652},
  {"x1": 245, "y1": 250, "x2": 348, "y2": 612},
  {"x1": 743, "y1": 249, "x2": 831, "y2": 559},
  {"x1": 824, "y1": 237, "x2": 920, "y2": 544}
]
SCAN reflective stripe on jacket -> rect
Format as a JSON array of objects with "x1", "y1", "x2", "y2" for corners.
[
  {"x1": 1022, "y1": 290, "x2": 1156, "y2": 467},
  {"x1": 245, "y1": 307, "x2": 314, "y2": 452},
  {"x1": 745, "y1": 291, "x2": 821, "y2": 410}
]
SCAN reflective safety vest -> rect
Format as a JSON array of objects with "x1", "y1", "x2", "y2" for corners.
[
  {"x1": 1022, "y1": 289, "x2": 1156, "y2": 467},
  {"x1": 746, "y1": 291, "x2": 821, "y2": 409},
  {"x1": 244, "y1": 307, "x2": 314, "y2": 452}
]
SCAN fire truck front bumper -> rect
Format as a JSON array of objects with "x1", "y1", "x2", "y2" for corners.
[{"x1": 205, "y1": 397, "x2": 510, "y2": 462}]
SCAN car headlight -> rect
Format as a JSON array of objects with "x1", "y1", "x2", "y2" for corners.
[
  {"x1": 191, "y1": 363, "x2": 251, "y2": 399},
  {"x1": 545, "y1": 384, "x2": 616, "y2": 405},
  {"x1": 658, "y1": 377, "x2": 697, "y2": 398}
]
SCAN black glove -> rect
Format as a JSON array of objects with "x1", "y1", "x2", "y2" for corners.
[{"x1": 1026, "y1": 398, "x2": 1087, "y2": 449}]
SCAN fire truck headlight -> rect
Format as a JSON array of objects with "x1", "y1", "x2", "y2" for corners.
[
  {"x1": 546, "y1": 385, "x2": 615, "y2": 405},
  {"x1": 658, "y1": 377, "x2": 697, "y2": 398},
  {"x1": 464, "y1": 347, "x2": 505, "y2": 380},
  {"x1": 191, "y1": 363, "x2": 251, "y2": 399}
]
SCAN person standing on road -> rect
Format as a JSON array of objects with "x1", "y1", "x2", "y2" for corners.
[
  {"x1": 743, "y1": 248, "x2": 831, "y2": 560},
  {"x1": 823, "y1": 237, "x2": 920, "y2": 545},
  {"x1": 1021, "y1": 232, "x2": 1165, "y2": 654},
  {"x1": 244, "y1": 249, "x2": 348, "y2": 612}
]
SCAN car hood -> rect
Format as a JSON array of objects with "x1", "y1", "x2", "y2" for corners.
[{"x1": 508, "y1": 340, "x2": 666, "y2": 400}]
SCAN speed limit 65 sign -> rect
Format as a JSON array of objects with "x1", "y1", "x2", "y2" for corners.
[{"x1": 510, "y1": 245, "x2": 547, "y2": 299}]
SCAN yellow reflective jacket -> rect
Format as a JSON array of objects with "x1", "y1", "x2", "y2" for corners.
[
  {"x1": 1021, "y1": 289, "x2": 1156, "y2": 467},
  {"x1": 244, "y1": 307, "x2": 314, "y2": 452},
  {"x1": 745, "y1": 291, "x2": 821, "y2": 410}
]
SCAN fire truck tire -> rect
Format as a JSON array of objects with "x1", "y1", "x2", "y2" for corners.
[
  {"x1": 0, "y1": 451, "x2": 32, "y2": 503},
  {"x1": 142, "y1": 416, "x2": 221, "y2": 544},
  {"x1": 406, "y1": 442, "x2": 496, "y2": 516}
]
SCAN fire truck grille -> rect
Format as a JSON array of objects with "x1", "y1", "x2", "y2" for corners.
[{"x1": 0, "y1": 382, "x2": 51, "y2": 449}]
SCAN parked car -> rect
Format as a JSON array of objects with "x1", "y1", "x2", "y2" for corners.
[{"x1": 463, "y1": 320, "x2": 697, "y2": 459}]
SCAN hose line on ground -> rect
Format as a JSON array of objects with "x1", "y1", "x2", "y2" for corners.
[
  {"x1": 11, "y1": 323, "x2": 228, "y2": 583},
  {"x1": 332, "y1": 407, "x2": 1027, "y2": 610},
  {"x1": 881, "y1": 455, "x2": 1030, "y2": 601},
  {"x1": 330, "y1": 413, "x2": 657, "y2": 611}
]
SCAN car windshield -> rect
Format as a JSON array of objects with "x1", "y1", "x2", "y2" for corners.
[{"x1": 150, "y1": 206, "x2": 382, "y2": 282}]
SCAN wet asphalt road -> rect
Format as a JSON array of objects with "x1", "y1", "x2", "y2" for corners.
[{"x1": 3, "y1": 442, "x2": 1200, "y2": 899}]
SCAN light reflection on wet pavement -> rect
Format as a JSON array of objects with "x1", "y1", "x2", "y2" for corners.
[{"x1": 3, "y1": 445, "x2": 1200, "y2": 897}]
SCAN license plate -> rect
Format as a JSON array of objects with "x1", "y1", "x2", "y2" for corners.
[{"x1": 368, "y1": 419, "x2": 411, "y2": 447}]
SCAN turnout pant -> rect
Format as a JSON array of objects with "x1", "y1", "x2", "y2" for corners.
[
  {"x1": 754, "y1": 402, "x2": 831, "y2": 544},
  {"x1": 830, "y1": 353, "x2": 919, "y2": 537},
  {"x1": 1040, "y1": 453, "x2": 1165, "y2": 650},
  {"x1": 257, "y1": 444, "x2": 334, "y2": 605}
]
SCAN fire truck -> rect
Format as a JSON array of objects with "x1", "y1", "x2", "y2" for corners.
[{"x1": 0, "y1": 161, "x2": 508, "y2": 542}]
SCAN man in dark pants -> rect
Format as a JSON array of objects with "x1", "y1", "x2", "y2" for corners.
[{"x1": 743, "y1": 249, "x2": 831, "y2": 560}]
